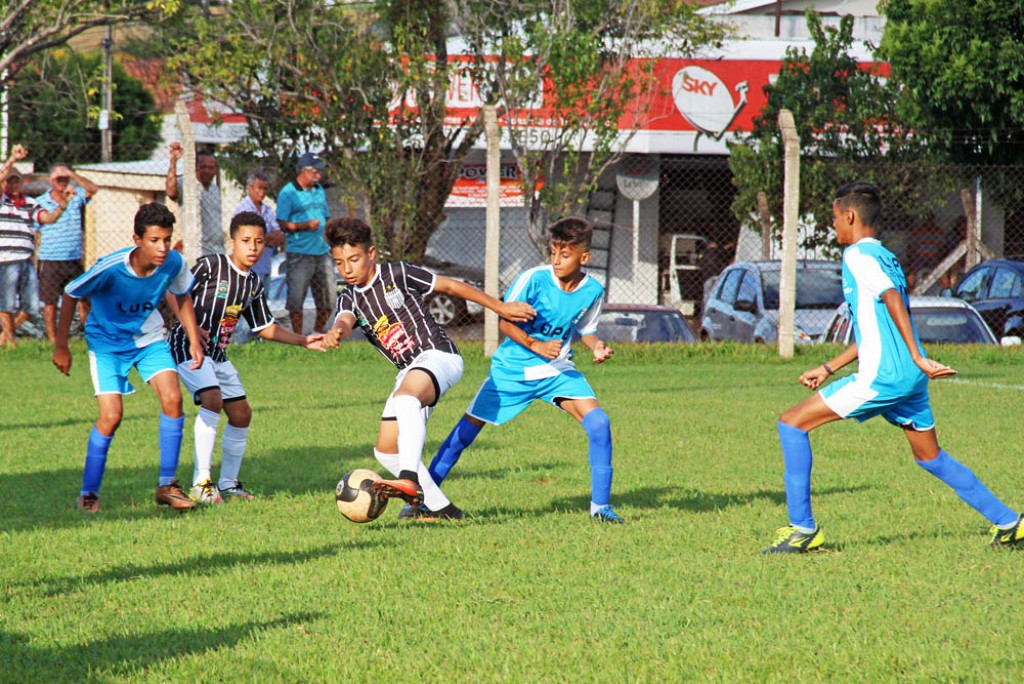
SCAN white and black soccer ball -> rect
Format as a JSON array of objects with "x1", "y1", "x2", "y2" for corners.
[{"x1": 335, "y1": 468, "x2": 388, "y2": 523}]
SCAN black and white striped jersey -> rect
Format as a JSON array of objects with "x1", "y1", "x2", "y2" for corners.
[
  {"x1": 336, "y1": 261, "x2": 459, "y2": 369},
  {"x1": 169, "y1": 254, "x2": 274, "y2": 364}
]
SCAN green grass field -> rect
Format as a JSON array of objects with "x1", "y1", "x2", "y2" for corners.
[{"x1": 3, "y1": 340, "x2": 1024, "y2": 682}]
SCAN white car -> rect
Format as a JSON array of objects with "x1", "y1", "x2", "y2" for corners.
[
  {"x1": 818, "y1": 296, "x2": 998, "y2": 345},
  {"x1": 700, "y1": 260, "x2": 845, "y2": 344}
]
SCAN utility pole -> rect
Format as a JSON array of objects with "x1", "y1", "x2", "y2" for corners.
[{"x1": 101, "y1": 25, "x2": 113, "y2": 163}]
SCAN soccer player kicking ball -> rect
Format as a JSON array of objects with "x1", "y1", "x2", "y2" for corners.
[
  {"x1": 764, "y1": 182, "x2": 1024, "y2": 554},
  {"x1": 167, "y1": 212, "x2": 326, "y2": 504},
  {"x1": 322, "y1": 218, "x2": 535, "y2": 520},
  {"x1": 53, "y1": 203, "x2": 205, "y2": 513},
  {"x1": 427, "y1": 217, "x2": 622, "y2": 524}
]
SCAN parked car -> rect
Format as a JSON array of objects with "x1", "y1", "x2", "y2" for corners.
[
  {"x1": 819, "y1": 296, "x2": 998, "y2": 345},
  {"x1": 953, "y1": 259, "x2": 1024, "y2": 340},
  {"x1": 699, "y1": 260, "x2": 844, "y2": 343},
  {"x1": 596, "y1": 304, "x2": 698, "y2": 344}
]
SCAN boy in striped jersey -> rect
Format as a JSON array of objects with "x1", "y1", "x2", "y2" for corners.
[
  {"x1": 427, "y1": 217, "x2": 622, "y2": 523},
  {"x1": 168, "y1": 211, "x2": 326, "y2": 503},
  {"x1": 765, "y1": 182, "x2": 1023, "y2": 553},
  {"x1": 323, "y1": 217, "x2": 535, "y2": 520},
  {"x1": 53, "y1": 203, "x2": 204, "y2": 513}
]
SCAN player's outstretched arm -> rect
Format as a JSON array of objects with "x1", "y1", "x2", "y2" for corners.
[
  {"x1": 257, "y1": 323, "x2": 326, "y2": 351},
  {"x1": 52, "y1": 293, "x2": 78, "y2": 376},
  {"x1": 580, "y1": 334, "x2": 613, "y2": 364},
  {"x1": 799, "y1": 343, "x2": 858, "y2": 390},
  {"x1": 881, "y1": 289, "x2": 957, "y2": 380},
  {"x1": 175, "y1": 293, "x2": 205, "y2": 370},
  {"x1": 324, "y1": 312, "x2": 356, "y2": 349},
  {"x1": 433, "y1": 276, "x2": 536, "y2": 322}
]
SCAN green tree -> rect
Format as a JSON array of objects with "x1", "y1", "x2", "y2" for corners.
[
  {"x1": 9, "y1": 49, "x2": 162, "y2": 166},
  {"x1": 0, "y1": 0, "x2": 177, "y2": 75},
  {"x1": 879, "y1": 0, "x2": 1024, "y2": 165},
  {"x1": 728, "y1": 11, "x2": 947, "y2": 252},
  {"x1": 161, "y1": 0, "x2": 721, "y2": 261}
]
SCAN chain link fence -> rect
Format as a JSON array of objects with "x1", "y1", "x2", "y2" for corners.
[{"x1": 6, "y1": 139, "x2": 1024, "y2": 344}]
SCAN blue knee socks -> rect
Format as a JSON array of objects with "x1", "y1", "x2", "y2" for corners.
[
  {"x1": 583, "y1": 409, "x2": 613, "y2": 507},
  {"x1": 81, "y1": 426, "x2": 113, "y2": 495},
  {"x1": 778, "y1": 421, "x2": 815, "y2": 531},
  {"x1": 429, "y1": 416, "x2": 481, "y2": 484},
  {"x1": 917, "y1": 449, "x2": 1018, "y2": 527},
  {"x1": 158, "y1": 413, "x2": 185, "y2": 486}
]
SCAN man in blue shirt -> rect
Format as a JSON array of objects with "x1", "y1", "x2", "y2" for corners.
[
  {"x1": 35, "y1": 163, "x2": 99, "y2": 342},
  {"x1": 276, "y1": 151, "x2": 334, "y2": 334},
  {"x1": 764, "y1": 181, "x2": 1023, "y2": 553}
]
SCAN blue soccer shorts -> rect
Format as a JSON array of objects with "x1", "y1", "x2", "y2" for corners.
[
  {"x1": 467, "y1": 370, "x2": 597, "y2": 426},
  {"x1": 88, "y1": 342, "x2": 177, "y2": 396},
  {"x1": 820, "y1": 373, "x2": 935, "y2": 431}
]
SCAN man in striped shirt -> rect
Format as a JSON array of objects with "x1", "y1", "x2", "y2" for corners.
[
  {"x1": 168, "y1": 211, "x2": 326, "y2": 503},
  {"x1": 323, "y1": 217, "x2": 536, "y2": 520},
  {"x1": 0, "y1": 145, "x2": 68, "y2": 347}
]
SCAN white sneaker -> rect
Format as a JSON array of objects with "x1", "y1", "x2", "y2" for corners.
[{"x1": 189, "y1": 479, "x2": 224, "y2": 504}]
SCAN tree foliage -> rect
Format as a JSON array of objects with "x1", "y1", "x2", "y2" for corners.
[
  {"x1": 160, "y1": 0, "x2": 721, "y2": 261},
  {"x1": 728, "y1": 12, "x2": 948, "y2": 252},
  {"x1": 458, "y1": 0, "x2": 724, "y2": 249},
  {"x1": 0, "y1": 0, "x2": 177, "y2": 75},
  {"x1": 8, "y1": 49, "x2": 162, "y2": 166},
  {"x1": 879, "y1": 0, "x2": 1024, "y2": 165}
]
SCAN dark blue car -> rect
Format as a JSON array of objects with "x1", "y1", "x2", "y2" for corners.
[{"x1": 954, "y1": 259, "x2": 1024, "y2": 339}]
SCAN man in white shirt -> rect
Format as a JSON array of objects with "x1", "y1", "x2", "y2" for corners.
[{"x1": 166, "y1": 142, "x2": 224, "y2": 255}]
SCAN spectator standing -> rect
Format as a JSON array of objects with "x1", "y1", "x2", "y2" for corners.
[
  {"x1": 0, "y1": 145, "x2": 67, "y2": 347},
  {"x1": 165, "y1": 142, "x2": 224, "y2": 255},
  {"x1": 230, "y1": 170, "x2": 285, "y2": 282},
  {"x1": 35, "y1": 163, "x2": 99, "y2": 342},
  {"x1": 276, "y1": 151, "x2": 335, "y2": 333}
]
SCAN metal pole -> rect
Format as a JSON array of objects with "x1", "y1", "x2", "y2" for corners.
[
  {"x1": 101, "y1": 26, "x2": 113, "y2": 163},
  {"x1": 484, "y1": 104, "x2": 501, "y2": 357},
  {"x1": 778, "y1": 109, "x2": 800, "y2": 358},
  {"x1": 0, "y1": 68, "x2": 8, "y2": 158}
]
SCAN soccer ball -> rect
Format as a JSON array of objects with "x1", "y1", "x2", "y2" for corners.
[{"x1": 335, "y1": 469, "x2": 388, "y2": 523}]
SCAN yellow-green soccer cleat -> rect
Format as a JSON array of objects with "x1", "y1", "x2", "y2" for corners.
[
  {"x1": 762, "y1": 525, "x2": 824, "y2": 554},
  {"x1": 990, "y1": 514, "x2": 1024, "y2": 548}
]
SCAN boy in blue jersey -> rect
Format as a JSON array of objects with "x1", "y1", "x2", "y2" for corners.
[
  {"x1": 765, "y1": 182, "x2": 1023, "y2": 553},
  {"x1": 426, "y1": 217, "x2": 622, "y2": 523},
  {"x1": 53, "y1": 203, "x2": 206, "y2": 513}
]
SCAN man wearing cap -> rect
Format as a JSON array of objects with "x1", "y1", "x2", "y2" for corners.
[
  {"x1": 35, "y1": 162, "x2": 99, "y2": 342},
  {"x1": 166, "y1": 142, "x2": 225, "y2": 255},
  {"x1": 0, "y1": 145, "x2": 69, "y2": 347},
  {"x1": 276, "y1": 151, "x2": 335, "y2": 333}
]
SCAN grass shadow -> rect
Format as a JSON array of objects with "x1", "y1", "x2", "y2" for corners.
[
  {"x1": 547, "y1": 483, "x2": 875, "y2": 515},
  {"x1": 0, "y1": 612, "x2": 323, "y2": 681},
  {"x1": 19, "y1": 542, "x2": 373, "y2": 597}
]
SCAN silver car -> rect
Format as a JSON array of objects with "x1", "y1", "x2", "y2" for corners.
[{"x1": 700, "y1": 260, "x2": 844, "y2": 344}]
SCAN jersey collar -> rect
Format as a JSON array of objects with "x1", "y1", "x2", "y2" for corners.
[
  {"x1": 353, "y1": 263, "x2": 380, "y2": 293},
  {"x1": 546, "y1": 264, "x2": 589, "y2": 292}
]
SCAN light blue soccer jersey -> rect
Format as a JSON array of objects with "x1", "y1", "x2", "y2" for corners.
[
  {"x1": 65, "y1": 247, "x2": 193, "y2": 353},
  {"x1": 837, "y1": 237, "x2": 927, "y2": 396},
  {"x1": 491, "y1": 265, "x2": 604, "y2": 382}
]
